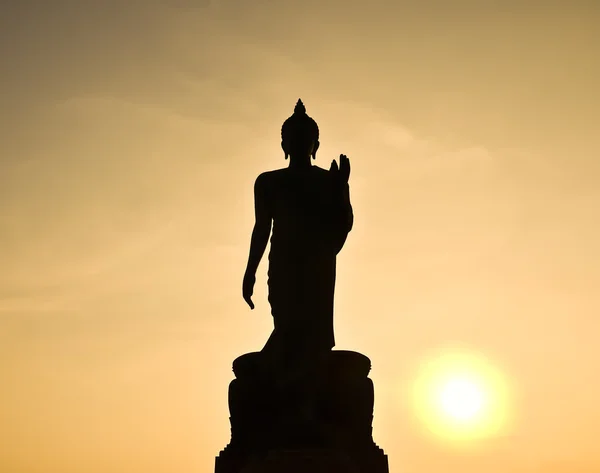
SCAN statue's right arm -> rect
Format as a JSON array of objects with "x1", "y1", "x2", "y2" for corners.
[
  {"x1": 244, "y1": 174, "x2": 272, "y2": 276},
  {"x1": 331, "y1": 155, "x2": 353, "y2": 254}
]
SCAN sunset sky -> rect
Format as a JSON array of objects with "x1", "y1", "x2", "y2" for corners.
[{"x1": 1, "y1": 2, "x2": 599, "y2": 472}]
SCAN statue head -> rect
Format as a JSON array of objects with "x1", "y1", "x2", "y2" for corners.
[{"x1": 281, "y1": 99, "x2": 320, "y2": 160}]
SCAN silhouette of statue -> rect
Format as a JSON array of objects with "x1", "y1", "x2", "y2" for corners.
[
  {"x1": 242, "y1": 99, "x2": 354, "y2": 406},
  {"x1": 215, "y1": 100, "x2": 388, "y2": 473}
]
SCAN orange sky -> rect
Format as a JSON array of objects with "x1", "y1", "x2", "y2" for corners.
[{"x1": 1, "y1": 2, "x2": 599, "y2": 473}]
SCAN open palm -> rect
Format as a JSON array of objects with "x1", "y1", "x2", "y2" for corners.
[{"x1": 329, "y1": 154, "x2": 351, "y2": 183}]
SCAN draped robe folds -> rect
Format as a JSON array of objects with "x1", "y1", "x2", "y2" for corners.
[{"x1": 257, "y1": 166, "x2": 353, "y2": 383}]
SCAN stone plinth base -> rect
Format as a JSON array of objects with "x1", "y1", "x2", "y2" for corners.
[
  {"x1": 217, "y1": 445, "x2": 388, "y2": 473},
  {"x1": 215, "y1": 350, "x2": 389, "y2": 473},
  {"x1": 241, "y1": 449, "x2": 359, "y2": 473}
]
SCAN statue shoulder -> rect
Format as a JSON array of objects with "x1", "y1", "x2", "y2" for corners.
[
  {"x1": 313, "y1": 165, "x2": 336, "y2": 182},
  {"x1": 255, "y1": 169, "x2": 285, "y2": 191},
  {"x1": 312, "y1": 165, "x2": 334, "y2": 178}
]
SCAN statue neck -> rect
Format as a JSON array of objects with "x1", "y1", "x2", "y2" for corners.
[{"x1": 288, "y1": 155, "x2": 313, "y2": 169}]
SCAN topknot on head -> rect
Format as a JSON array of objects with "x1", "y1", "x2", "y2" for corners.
[
  {"x1": 281, "y1": 98, "x2": 319, "y2": 144},
  {"x1": 294, "y1": 99, "x2": 306, "y2": 115}
]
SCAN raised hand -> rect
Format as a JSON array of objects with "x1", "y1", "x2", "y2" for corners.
[
  {"x1": 330, "y1": 154, "x2": 351, "y2": 184},
  {"x1": 339, "y1": 154, "x2": 350, "y2": 183},
  {"x1": 242, "y1": 271, "x2": 256, "y2": 310}
]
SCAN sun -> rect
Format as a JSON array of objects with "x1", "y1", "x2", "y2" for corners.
[
  {"x1": 438, "y1": 377, "x2": 484, "y2": 421},
  {"x1": 411, "y1": 348, "x2": 512, "y2": 446}
]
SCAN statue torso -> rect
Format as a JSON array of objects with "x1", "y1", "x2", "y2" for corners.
[{"x1": 261, "y1": 166, "x2": 338, "y2": 257}]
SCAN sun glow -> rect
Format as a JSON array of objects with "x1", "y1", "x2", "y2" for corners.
[
  {"x1": 412, "y1": 349, "x2": 512, "y2": 445},
  {"x1": 439, "y1": 378, "x2": 484, "y2": 421}
]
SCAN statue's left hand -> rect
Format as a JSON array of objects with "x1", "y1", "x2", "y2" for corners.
[
  {"x1": 242, "y1": 271, "x2": 256, "y2": 310},
  {"x1": 330, "y1": 154, "x2": 351, "y2": 184},
  {"x1": 339, "y1": 154, "x2": 350, "y2": 183}
]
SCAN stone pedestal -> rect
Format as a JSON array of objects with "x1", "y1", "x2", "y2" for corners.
[
  {"x1": 240, "y1": 449, "x2": 359, "y2": 473},
  {"x1": 215, "y1": 350, "x2": 389, "y2": 473}
]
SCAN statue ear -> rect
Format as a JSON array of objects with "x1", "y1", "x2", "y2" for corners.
[{"x1": 312, "y1": 140, "x2": 320, "y2": 159}]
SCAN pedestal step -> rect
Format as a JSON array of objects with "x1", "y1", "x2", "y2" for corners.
[{"x1": 240, "y1": 449, "x2": 359, "y2": 473}]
